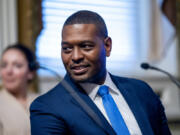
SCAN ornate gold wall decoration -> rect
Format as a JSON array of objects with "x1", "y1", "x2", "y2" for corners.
[{"x1": 17, "y1": 0, "x2": 42, "y2": 92}]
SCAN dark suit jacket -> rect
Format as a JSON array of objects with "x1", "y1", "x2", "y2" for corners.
[{"x1": 30, "y1": 74, "x2": 171, "y2": 135}]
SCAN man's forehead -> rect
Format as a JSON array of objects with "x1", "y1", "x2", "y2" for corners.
[{"x1": 62, "y1": 24, "x2": 98, "y2": 35}]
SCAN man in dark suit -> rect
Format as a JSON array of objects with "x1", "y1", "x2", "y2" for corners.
[{"x1": 30, "y1": 10, "x2": 171, "y2": 135}]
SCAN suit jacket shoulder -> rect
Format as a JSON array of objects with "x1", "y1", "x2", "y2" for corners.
[{"x1": 110, "y1": 74, "x2": 157, "y2": 97}]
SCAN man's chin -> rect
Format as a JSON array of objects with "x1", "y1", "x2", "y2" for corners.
[{"x1": 69, "y1": 74, "x2": 90, "y2": 83}]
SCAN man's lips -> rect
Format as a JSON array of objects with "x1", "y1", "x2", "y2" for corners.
[{"x1": 70, "y1": 65, "x2": 89, "y2": 74}]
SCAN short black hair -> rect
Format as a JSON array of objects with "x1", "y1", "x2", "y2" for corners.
[
  {"x1": 2, "y1": 43, "x2": 39, "y2": 71},
  {"x1": 63, "y1": 10, "x2": 108, "y2": 38}
]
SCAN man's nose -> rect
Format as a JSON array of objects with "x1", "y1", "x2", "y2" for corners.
[{"x1": 72, "y1": 47, "x2": 83, "y2": 63}]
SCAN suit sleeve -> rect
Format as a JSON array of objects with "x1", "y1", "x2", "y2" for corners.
[{"x1": 30, "y1": 100, "x2": 68, "y2": 135}]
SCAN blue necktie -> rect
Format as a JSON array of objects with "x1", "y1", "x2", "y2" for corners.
[{"x1": 98, "y1": 85, "x2": 130, "y2": 135}]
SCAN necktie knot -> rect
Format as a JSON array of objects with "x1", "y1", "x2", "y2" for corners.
[{"x1": 98, "y1": 85, "x2": 109, "y2": 97}]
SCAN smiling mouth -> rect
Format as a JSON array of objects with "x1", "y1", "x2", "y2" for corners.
[{"x1": 70, "y1": 65, "x2": 89, "y2": 75}]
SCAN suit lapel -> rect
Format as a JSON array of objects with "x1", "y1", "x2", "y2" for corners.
[
  {"x1": 110, "y1": 75, "x2": 154, "y2": 135},
  {"x1": 63, "y1": 75, "x2": 116, "y2": 135}
]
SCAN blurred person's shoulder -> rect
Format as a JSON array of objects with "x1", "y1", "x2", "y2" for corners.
[
  {"x1": 0, "y1": 89, "x2": 10, "y2": 101},
  {"x1": 0, "y1": 89, "x2": 15, "y2": 114}
]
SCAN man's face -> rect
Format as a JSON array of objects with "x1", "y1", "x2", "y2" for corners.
[{"x1": 61, "y1": 24, "x2": 111, "y2": 84}]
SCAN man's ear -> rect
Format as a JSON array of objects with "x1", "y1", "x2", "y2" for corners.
[{"x1": 104, "y1": 37, "x2": 112, "y2": 57}]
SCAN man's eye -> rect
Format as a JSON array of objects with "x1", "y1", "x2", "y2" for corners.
[
  {"x1": 81, "y1": 44, "x2": 94, "y2": 50},
  {"x1": 62, "y1": 46, "x2": 73, "y2": 53}
]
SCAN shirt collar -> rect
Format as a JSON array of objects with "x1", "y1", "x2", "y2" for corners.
[{"x1": 80, "y1": 72, "x2": 119, "y2": 100}]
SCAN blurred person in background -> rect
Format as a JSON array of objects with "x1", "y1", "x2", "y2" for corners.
[{"x1": 0, "y1": 43, "x2": 39, "y2": 135}]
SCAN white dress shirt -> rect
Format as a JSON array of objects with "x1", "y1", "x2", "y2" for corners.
[{"x1": 80, "y1": 72, "x2": 142, "y2": 135}]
